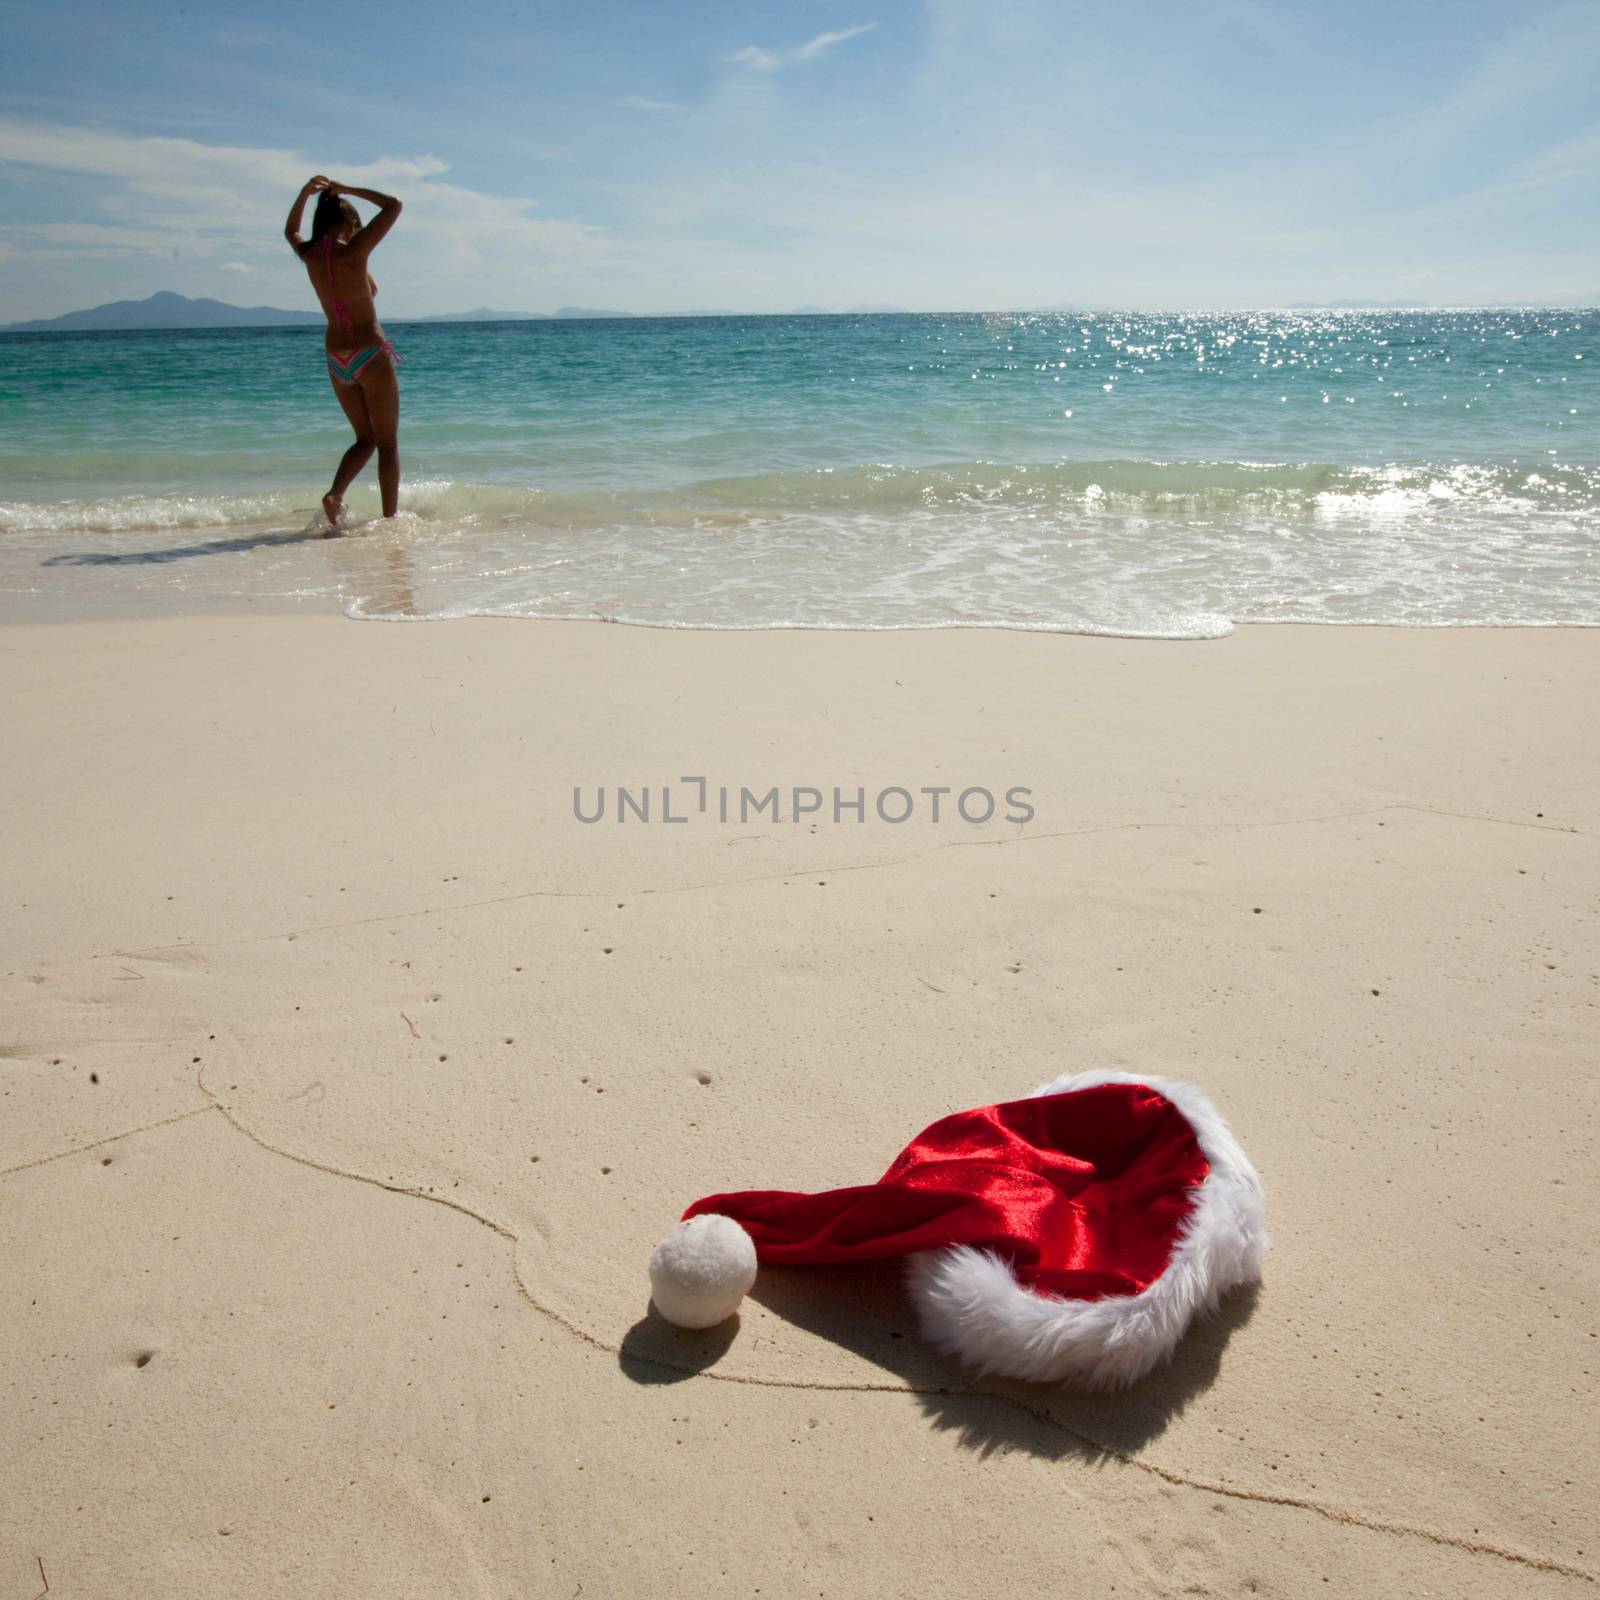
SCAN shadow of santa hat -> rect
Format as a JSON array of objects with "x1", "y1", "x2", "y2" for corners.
[{"x1": 649, "y1": 1069, "x2": 1268, "y2": 1390}]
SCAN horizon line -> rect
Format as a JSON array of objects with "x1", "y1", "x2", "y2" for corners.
[{"x1": 6, "y1": 297, "x2": 1598, "y2": 333}]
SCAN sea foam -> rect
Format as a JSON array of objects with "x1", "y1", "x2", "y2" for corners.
[{"x1": 2, "y1": 310, "x2": 1594, "y2": 631}]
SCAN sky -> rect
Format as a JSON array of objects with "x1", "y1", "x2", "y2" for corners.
[{"x1": 1, "y1": 0, "x2": 1597, "y2": 320}]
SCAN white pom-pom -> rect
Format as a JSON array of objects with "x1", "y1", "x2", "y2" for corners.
[{"x1": 649, "y1": 1214, "x2": 758, "y2": 1328}]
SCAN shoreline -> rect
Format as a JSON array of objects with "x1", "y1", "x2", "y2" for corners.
[
  {"x1": 6, "y1": 594, "x2": 1600, "y2": 632},
  {"x1": 3, "y1": 614, "x2": 1595, "y2": 1595}
]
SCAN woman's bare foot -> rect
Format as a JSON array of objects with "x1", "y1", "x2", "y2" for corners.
[{"x1": 322, "y1": 491, "x2": 344, "y2": 530}]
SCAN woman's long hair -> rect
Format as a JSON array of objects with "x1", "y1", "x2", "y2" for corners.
[{"x1": 299, "y1": 191, "x2": 359, "y2": 257}]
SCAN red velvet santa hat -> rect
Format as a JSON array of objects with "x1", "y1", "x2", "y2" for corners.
[{"x1": 649, "y1": 1069, "x2": 1268, "y2": 1389}]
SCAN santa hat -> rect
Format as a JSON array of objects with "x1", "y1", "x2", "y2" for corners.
[{"x1": 649, "y1": 1069, "x2": 1268, "y2": 1389}]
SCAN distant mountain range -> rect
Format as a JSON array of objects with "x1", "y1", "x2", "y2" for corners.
[
  {"x1": 3, "y1": 291, "x2": 325, "y2": 332},
  {"x1": 4, "y1": 289, "x2": 1593, "y2": 334}
]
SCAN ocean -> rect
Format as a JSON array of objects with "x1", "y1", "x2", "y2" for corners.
[{"x1": 0, "y1": 310, "x2": 1594, "y2": 634}]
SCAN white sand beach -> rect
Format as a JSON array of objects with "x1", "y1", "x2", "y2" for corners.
[{"x1": 3, "y1": 616, "x2": 1596, "y2": 1596}]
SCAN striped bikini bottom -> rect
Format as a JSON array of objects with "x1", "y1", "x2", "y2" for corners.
[{"x1": 326, "y1": 342, "x2": 399, "y2": 386}]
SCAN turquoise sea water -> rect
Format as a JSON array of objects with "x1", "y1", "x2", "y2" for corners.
[{"x1": 1, "y1": 310, "x2": 1594, "y2": 632}]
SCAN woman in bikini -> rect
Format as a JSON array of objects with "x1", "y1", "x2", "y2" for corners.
[{"x1": 283, "y1": 175, "x2": 404, "y2": 524}]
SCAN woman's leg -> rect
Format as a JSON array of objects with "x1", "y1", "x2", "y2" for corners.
[
  {"x1": 326, "y1": 375, "x2": 376, "y2": 525},
  {"x1": 358, "y1": 355, "x2": 402, "y2": 517}
]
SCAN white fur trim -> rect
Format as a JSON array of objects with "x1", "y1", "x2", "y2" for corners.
[{"x1": 907, "y1": 1070, "x2": 1268, "y2": 1389}]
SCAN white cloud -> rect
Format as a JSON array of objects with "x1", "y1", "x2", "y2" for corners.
[
  {"x1": 0, "y1": 118, "x2": 609, "y2": 311},
  {"x1": 723, "y1": 23, "x2": 877, "y2": 72},
  {"x1": 723, "y1": 45, "x2": 780, "y2": 70},
  {"x1": 794, "y1": 24, "x2": 879, "y2": 62},
  {"x1": 620, "y1": 95, "x2": 685, "y2": 112}
]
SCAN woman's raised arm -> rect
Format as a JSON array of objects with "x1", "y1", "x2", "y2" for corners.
[
  {"x1": 336, "y1": 185, "x2": 404, "y2": 255},
  {"x1": 283, "y1": 175, "x2": 330, "y2": 252}
]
